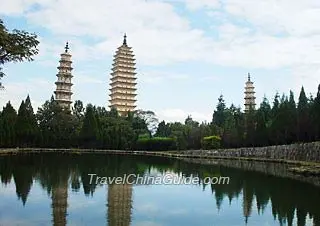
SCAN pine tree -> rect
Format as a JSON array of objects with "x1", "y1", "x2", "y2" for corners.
[
  {"x1": 311, "y1": 84, "x2": 320, "y2": 141},
  {"x1": 15, "y1": 96, "x2": 38, "y2": 147},
  {"x1": 255, "y1": 97, "x2": 271, "y2": 146},
  {"x1": 287, "y1": 91, "x2": 297, "y2": 143},
  {"x1": 245, "y1": 108, "x2": 256, "y2": 146},
  {"x1": 212, "y1": 95, "x2": 226, "y2": 128},
  {"x1": 155, "y1": 120, "x2": 170, "y2": 137},
  {"x1": 1, "y1": 101, "x2": 17, "y2": 147},
  {"x1": 269, "y1": 93, "x2": 281, "y2": 145},
  {"x1": 80, "y1": 104, "x2": 99, "y2": 148},
  {"x1": 297, "y1": 87, "x2": 310, "y2": 142},
  {"x1": 222, "y1": 109, "x2": 238, "y2": 148}
]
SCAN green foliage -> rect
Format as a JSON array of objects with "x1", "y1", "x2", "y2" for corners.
[
  {"x1": 0, "y1": 101, "x2": 17, "y2": 147},
  {"x1": 37, "y1": 96, "x2": 78, "y2": 148},
  {"x1": 201, "y1": 136, "x2": 221, "y2": 150},
  {"x1": 134, "y1": 137, "x2": 176, "y2": 151},
  {"x1": 138, "y1": 133, "x2": 151, "y2": 139},
  {"x1": 134, "y1": 109, "x2": 159, "y2": 135},
  {"x1": 297, "y1": 86, "x2": 311, "y2": 142},
  {"x1": 155, "y1": 120, "x2": 171, "y2": 137},
  {"x1": 15, "y1": 96, "x2": 38, "y2": 147},
  {"x1": 1, "y1": 83, "x2": 320, "y2": 150},
  {"x1": 79, "y1": 104, "x2": 99, "y2": 148},
  {"x1": 0, "y1": 19, "x2": 39, "y2": 87},
  {"x1": 311, "y1": 85, "x2": 320, "y2": 140},
  {"x1": 212, "y1": 95, "x2": 226, "y2": 127}
]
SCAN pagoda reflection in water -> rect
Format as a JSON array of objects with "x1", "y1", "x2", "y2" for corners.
[{"x1": 107, "y1": 183, "x2": 133, "y2": 226}]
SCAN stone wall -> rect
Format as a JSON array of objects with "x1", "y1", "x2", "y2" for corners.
[
  {"x1": 180, "y1": 158, "x2": 320, "y2": 187},
  {"x1": 183, "y1": 142, "x2": 320, "y2": 162}
]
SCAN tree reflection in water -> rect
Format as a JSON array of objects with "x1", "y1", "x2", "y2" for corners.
[{"x1": 0, "y1": 153, "x2": 319, "y2": 226}]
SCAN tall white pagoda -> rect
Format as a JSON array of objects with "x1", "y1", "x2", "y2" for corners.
[
  {"x1": 54, "y1": 42, "x2": 73, "y2": 109},
  {"x1": 244, "y1": 73, "x2": 256, "y2": 112},
  {"x1": 109, "y1": 34, "x2": 137, "y2": 116}
]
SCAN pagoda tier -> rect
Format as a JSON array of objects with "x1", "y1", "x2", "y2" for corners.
[
  {"x1": 109, "y1": 85, "x2": 136, "y2": 90},
  {"x1": 112, "y1": 61, "x2": 136, "y2": 66},
  {"x1": 54, "y1": 42, "x2": 73, "y2": 109},
  {"x1": 111, "y1": 76, "x2": 137, "y2": 82},
  {"x1": 111, "y1": 65, "x2": 136, "y2": 70},
  {"x1": 109, "y1": 98, "x2": 136, "y2": 103},
  {"x1": 110, "y1": 81, "x2": 137, "y2": 87},
  {"x1": 109, "y1": 102, "x2": 136, "y2": 107},
  {"x1": 109, "y1": 34, "x2": 137, "y2": 116},
  {"x1": 244, "y1": 73, "x2": 256, "y2": 112},
  {"x1": 111, "y1": 71, "x2": 137, "y2": 76}
]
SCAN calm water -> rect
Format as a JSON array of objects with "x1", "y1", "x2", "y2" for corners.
[{"x1": 0, "y1": 153, "x2": 319, "y2": 226}]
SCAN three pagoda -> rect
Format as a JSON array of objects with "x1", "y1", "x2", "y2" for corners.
[{"x1": 53, "y1": 37, "x2": 257, "y2": 115}]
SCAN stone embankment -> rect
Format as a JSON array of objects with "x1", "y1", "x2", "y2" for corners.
[
  {"x1": 183, "y1": 142, "x2": 320, "y2": 163},
  {"x1": 1, "y1": 142, "x2": 320, "y2": 177},
  {"x1": 181, "y1": 158, "x2": 320, "y2": 187}
]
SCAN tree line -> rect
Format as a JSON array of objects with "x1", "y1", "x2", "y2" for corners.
[{"x1": 0, "y1": 84, "x2": 319, "y2": 150}]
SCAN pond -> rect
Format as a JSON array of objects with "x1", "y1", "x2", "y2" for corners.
[{"x1": 0, "y1": 153, "x2": 319, "y2": 226}]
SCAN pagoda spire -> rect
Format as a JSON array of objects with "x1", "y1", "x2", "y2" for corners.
[
  {"x1": 248, "y1": 72, "x2": 251, "y2": 82},
  {"x1": 123, "y1": 33, "x2": 127, "y2": 46},
  {"x1": 65, "y1": 42, "x2": 69, "y2": 53},
  {"x1": 54, "y1": 43, "x2": 74, "y2": 110},
  {"x1": 109, "y1": 35, "x2": 137, "y2": 116}
]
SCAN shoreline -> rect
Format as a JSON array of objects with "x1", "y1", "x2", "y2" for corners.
[{"x1": 1, "y1": 147, "x2": 320, "y2": 177}]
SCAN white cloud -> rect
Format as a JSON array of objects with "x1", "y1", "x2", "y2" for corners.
[
  {"x1": 3, "y1": 0, "x2": 320, "y2": 70},
  {"x1": 1, "y1": 0, "x2": 320, "y2": 121},
  {"x1": 168, "y1": 0, "x2": 220, "y2": 11},
  {"x1": 184, "y1": 0, "x2": 320, "y2": 36},
  {"x1": 24, "y1": 0, "x2": 189, "y2": 37},
  {"x1": 139, "y1": 71, "x2": 189, "y2": 84},
  {"x1": 223, "y1": 0, "x2": 320, "y2": 36}
]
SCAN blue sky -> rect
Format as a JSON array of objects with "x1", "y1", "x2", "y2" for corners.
[{"x1": 1, "y1": 0, "x2": 320, "y2": 122}]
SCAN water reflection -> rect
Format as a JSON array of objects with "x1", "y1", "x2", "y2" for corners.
[
  {"x1": 0, "y1": 153, "x2": 319, "y2": 226},
  {"x1": 107, "y1": 184, "x2": 133, "y2": 226}
]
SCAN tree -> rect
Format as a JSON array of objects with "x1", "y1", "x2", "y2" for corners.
[
  {"x1": 255, "y1": 97, "x2": 271, "y2": 146},
  {"x1": 312, "y1": 84, "x2": 320, "y2": 140},
  {"x1": 184, "y1": 115, "x2": 201, "y2": 149},
  {"x1": 168, "y1": 122, "x2": 187, "y2": 150},
  {"x1": 155, "y1": 120, "x2": 171, "y2": 137},
  {"x1": 79, "y1": 104, "x2": 99, "y2": 148},
  {"x1": 269, "y1": 93, "x2": 281, "y2": 145},
  {"x1": 297, "y1": 87, "x2": 310, "y2": 142},
  {"x1": 15, "y1": 95, "x2": 38, "y2": 146},
  {"x1": 287, "y1": 91, "x2": 297, "y2": 143},
  {"x1": 37, "y1": 96, "x2": 77, "y2": 147},
  {"x1": 212, "y1": 95, "x2": 226, "y2": 127},
  {"x1": 222, "y1": 109, "x2": 238, "y2": 148},
  {"x1": 72, "y1": 100, "x2": 85, "y2": 120},
  {"x1": 0, "y1": 19, "x2": 39, "y2": 87},
  {"x1": 134, "y1": 110, "x2": 159, "y2": 135},
  {"x1": 0, "y1": 101, "x2": 17, "y2": 147},
  {"x1": 245, "y1": 108, "x2": 256, "y2": 146}
]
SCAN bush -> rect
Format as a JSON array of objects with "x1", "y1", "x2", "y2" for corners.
[
  {"x1": 134, "y1": 137, "x2": 176, "y2": 151},
  {"x1": 201, "y1": 136, "x2": 221, "y2": 149},
  {"x1": 138, "y1": 133, "x2": 150, "y2": 139}
]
